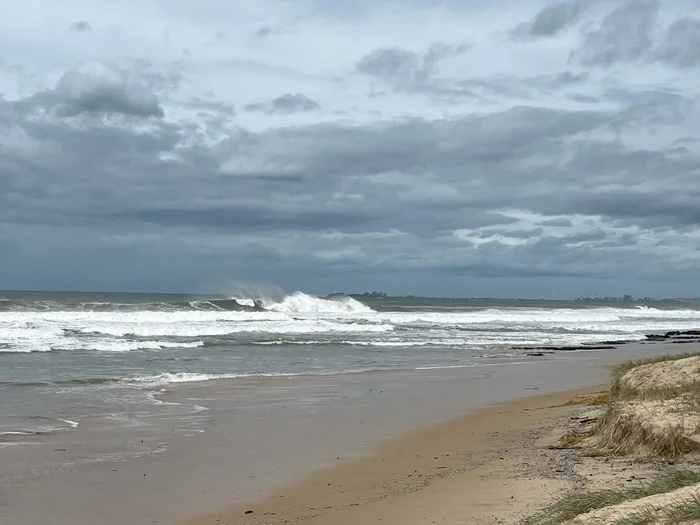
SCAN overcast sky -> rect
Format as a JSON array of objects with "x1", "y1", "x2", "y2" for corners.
[{"x1": 2, "y1": 0, "x2": 700, "y2": 298}]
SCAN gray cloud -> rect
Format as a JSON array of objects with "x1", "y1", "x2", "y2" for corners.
[
  {"x1": 356, "y1": 42, "x2": 467, "y2": 92},
  {"x1": 245, "y1": 93, "x2": 319, "y2": 114},
  {"x1": 4, "y1": 15, "x2": 700, "y2": 296},
  {"x1": 540, "y1": 218, "x2": 573, "y2": 227},
  {"x1": 652, "y1": 17, "x2": 700, "y2": 68},
  {"x1": 69, "y1": 21, "x2": 92, "y2": 32},
  {"x1": 556, "y1": 71, "x2": 589, "y2": 84},
  {"x1": 357, "y1": 47, "x2": 425, "y2": 84},
  {"x1": 255, "y1": 26, "x2": 284, "y2": 38},
  {"x1": 512, "y1": 1, "x2": 583, "y2": 38},
  {"x1": 571, "y1": 0, "x2": 658, "y2": 66},
  {"x1": 270, "y1": 93, "x2": 319, "y2": 113},
  {"x1": 479, "y1": 227, "x2": 544, "y2": 240},
  {"x1": 28, "y1": 62, "x2": 164, "y2": 118}
]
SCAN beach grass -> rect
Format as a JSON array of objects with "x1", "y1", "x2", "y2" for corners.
[
  {"x1": 593, "y1": 404, "x2": 693, "y2": 458},
  {"x1": 609, "y1": 353, "x2": 700, "y2": 400},
  {"x1": 529, "y1": 470, "x2": 700, "y2": 525},
  {"x1": 557, "y1": 430, "x2": 593, "y2": 449},
  {"x1": 562, "y1": 392, "x2": 610, "y2": 406},
  {"x1": 611, "y1": 494, "x2": 700, "y2": 525},
  {"x1": 586, "y1": 353, "x2": 700, "y2": 457}
]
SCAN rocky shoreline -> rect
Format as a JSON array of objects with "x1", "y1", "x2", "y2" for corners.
[{"x1": 521, "y1": 330, "x2": 700, "y2": 357}]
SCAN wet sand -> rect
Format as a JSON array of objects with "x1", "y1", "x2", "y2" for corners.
[
  {"x1": 1, "y1": 341, "x2": 695, "y2": 525},
  {"x1": 181, "y1": 385, "x2": 600, "y2": 525}
]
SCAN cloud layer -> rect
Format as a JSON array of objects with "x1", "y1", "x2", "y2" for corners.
[{"x1": 2, "y1": 0, "x2": 700, "y2": 297}]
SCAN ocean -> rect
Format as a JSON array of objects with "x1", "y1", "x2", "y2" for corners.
[{"x1": 2, "y1": 289, "x2": 700, "y2": 442}]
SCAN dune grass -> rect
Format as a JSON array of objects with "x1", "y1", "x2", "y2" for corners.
[
  {"x1": 557, "y1": 430, "x2": 593, "y2": 449},
  {"x1": 611, "y1": 493, "x2": 700, "y2": 525},
  {"x1": 529, "y1": 470, "x2": 700, "y2": 525},
  {"x1": 563, "y1": 392, "x2": 610, "y2": 406},
  {"x1": 610, "y1": 353, "x2": 700, "y2": 401},
  {"x1": 586, "y1": 353, "x2": 700, "y2": 458},
  {"x1": 592, "y1": 404, "x2": 693, "y2": 458},
  {"x1": 531, "y1": 353, "x2": 700, "y2": 524}
]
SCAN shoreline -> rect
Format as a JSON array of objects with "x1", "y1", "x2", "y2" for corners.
[
  {"x1": 2, "y1": 340, "x2": 699, "y2": 525},
  {"x1": 180, "y1": 385, "x2": 609, "y2": 525},
  {"x1": 179, "y1": 340, "x2": 700, "y2": 525}
]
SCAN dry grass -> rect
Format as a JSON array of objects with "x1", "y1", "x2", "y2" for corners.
[
  {"x1": 587, "y1": 353, "x2": 700, "y2": 458},
  {"x1": 563, "y1": 392, "x2": 610, "y2": 406},
  {"x1": 557, "y1": 430, "x2": 593, "y2": 449},
  {"x1": 528, "y1": 470, "x2": 700, "y2": 525},
  {"x1": 610, "y1": 353, "x2": 700, "y2": 400},
  {"x1": 530, "y1": 353, "x2": 700, "y2": 525},
  {"x1": 611, "y1": 493, "x2": 700, "y2": 525},
  {"x1": 593, "y1": 404, "x2": 692, "y2": 458}
]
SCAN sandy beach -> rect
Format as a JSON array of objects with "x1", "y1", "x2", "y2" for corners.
[
  {"x1": 180, "y1": 340, "x2": 700, "y2": 525},
  {"x1": 181, "y1": 385, "x2": 604, "y2": 525}
]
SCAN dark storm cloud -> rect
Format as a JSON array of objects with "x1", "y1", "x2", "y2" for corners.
[
  {"x1": 69, "y1": 21, "x2": 92, "y2": 32},
  {"x1": 480, "y1": 228, "x2": 544, "y2": 240},
  {"x1": 0, "y1": 98, "x2": 609, "y2": 245},
  {"x1": 511, "y1": 1, "x2": 583, "y2": 38},
  {"x1": 652, "y1": 17, "x2": 700, "y2": 68},
  {"x1": 132, "y1": 207, "x2": 372, "y2": 231},
  {"x1": 27, "y1": 62, "x2": 164, "y2": 118},
  {"x1": 540, "y1": 218, "x2": 573, "y2": 227},
  {"x1": 571, "y1": 0, "x2": 657, "y2": 66},
  {"x1": 558, "y1": 228, "x2": 608, "y2": 244},
  {"x1": 3, "y1": 71, "x2": 700, "y2": 291},
  {"x1": 222, "y1": 106, "x2": 606, "y2": 180}
]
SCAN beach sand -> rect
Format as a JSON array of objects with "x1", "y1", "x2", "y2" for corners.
[
  {"x1": 180, "y1": 386, "x2": 604, "y2": 525},
  {"x1": 182, "y1": 346, "x2": 700, "y2": 525}
]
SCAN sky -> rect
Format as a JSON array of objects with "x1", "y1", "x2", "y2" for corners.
[{"x1": 2, "y1": 0, "x2": 700, "y2": 298}]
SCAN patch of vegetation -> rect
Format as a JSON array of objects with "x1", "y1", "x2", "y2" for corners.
[
  {"x1": 563, "y1": 392, "x2": 609, "y2": 406},
  {"x1": 611, "y1": 493, "x2": 700, "y2": 525},
  {"x1": 556, "y1": 430, "x2": 593, "y2": 449},
  {"x1": 610, "y1": 353, "x2": 700, "y2": 400},
  {"x1": 610, "y1": 507, "x2": 658, "y2": 525},
  {"x1": 666, "y1": 493, "x2": 700, "y2": 523},
  {"x1": 593, "y1": 404, "x2": 692, "y2": 458},
  {"x1": 585, "y1": 353, "x2": 700, "y2": 458},
  {"x1": 528, "y1": 470, "x2": 700, "y2": 525},
  {"x1": 613, "y1": 381, "x2": 700, "y2": 405}
]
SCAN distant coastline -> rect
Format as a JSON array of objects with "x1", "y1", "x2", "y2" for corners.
[{"x1": 345, "y1": 292, "x2": 700, "y2": 307}]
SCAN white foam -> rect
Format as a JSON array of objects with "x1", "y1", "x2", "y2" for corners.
[
  {"x1": 264, "y1": 292, "x2": 373, "y2": 314},
  {"x1": 2, "y1": 298, "x2": 700, "y2": 355},
  {"x1": 122, "y1": 367, "x2": 392, "y2": 386},
  {"x1": 124, "y1": 372, "x2": 246, "y2": 385}
]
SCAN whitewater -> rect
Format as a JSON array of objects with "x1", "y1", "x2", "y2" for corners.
[{"x1": 2, "y1": 289, "x2": 700, "y2": 439}]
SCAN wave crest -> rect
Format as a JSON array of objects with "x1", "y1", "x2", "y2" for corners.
[{"x1": 261, "y1": 292, "x2": 373, "y2": 314}]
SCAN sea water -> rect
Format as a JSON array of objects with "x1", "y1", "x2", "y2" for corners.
[{"x1": 2, "y1": 290, "x2": 700, "y2": 440}]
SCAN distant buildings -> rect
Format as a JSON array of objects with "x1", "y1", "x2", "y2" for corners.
[
  {"x1": 361, "y1": 291, "x2": 388, "y2": 298},
  {"x1": 574, "y1": 295, "x2": 635, "y2": 303}
]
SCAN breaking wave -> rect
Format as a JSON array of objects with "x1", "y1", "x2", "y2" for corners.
[{"x1": 262, "y1": 292, "x2": 373, "y2": 314}]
